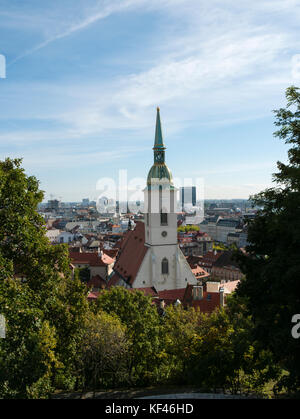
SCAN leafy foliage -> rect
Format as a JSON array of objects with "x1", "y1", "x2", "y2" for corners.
[
  {"x1": 177, "y1": 225, "x2": 200, "y2": 232},
  {"x1": 77, "y1": 266, "x2": 91, "y2": 283},
  {"x1": 0, "y1": 154, "x2": 292, "y2": 398},
  {"x1": 187, "y1": 297, "x2": 279, "y2": 395},
  {"x1": 77, "y1": 310, "x2": 129, "y2": 392},
  {"x1": 160, "y1": 305, "x2": 201, "y2": 382},
  {"x1": 94, "y1": 287, "x2": 162, "y2": 385},
  {"x1": 0, "y1": 159, "x2": 89, "y2": 397},
  {"x1": 235, "y1": 86, "x2": 300, "y2": 393}
]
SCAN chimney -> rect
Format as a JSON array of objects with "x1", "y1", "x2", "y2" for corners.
[
  {"x1": 219, "y1": 287, "x2": 225, "y2": 307},
  {"x1": 192, "y1": 285, "x2": 203, "y2": 301}
]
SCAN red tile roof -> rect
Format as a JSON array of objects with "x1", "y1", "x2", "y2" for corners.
[
  {"x1": 191, "y1": 265, "x2": 210, "y2": 278},
  {"x1": 104, "y1": 248, "x2": 119, "y2": 258},
  {"x1": 112, "y1": 221, "x2": 148, "y2": 285},
  {"x1": 87, "y1": 275, "x2": 106, "y2": 289},
  {"x1": 185, "y1": 256, "x2": 210, "y2": 279},
  {"x1": 128, "y1": 287, "x2": 158, "y2": 297},
  {"x1": 101, "y1": 253, "x2": 115, "y2": 265},
  {"x1": 213, "y1": 250, "x2": 240, "y2": 269},
  {"x1": 69, "y1": 250, "x2": 114, "y2": 267},
  {"x1": 107, "y1": 273, "x2": 121, "y2": 287},
  {"x1": 183, "y1": 284, "x2": 220, "y2": 314},
  {"x1": 158, "y1": 288, "x2": 186, "y2": 305},
  {"x1": 197, "y1": 251, "x2": 222, "y2": 268}
]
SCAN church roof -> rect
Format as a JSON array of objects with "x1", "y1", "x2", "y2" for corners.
[
  {"x1": 147, "y1": 164, "x2": 173, "y2": 186},
  {"x1": 147, "y1": 107, "x2": 174, "y2": 187},
  {"x1": 154, "y1": 107, "x2": 165, "y2": 149},
  {"x1": 112, "y1": 221, "x2": 148, "y2": 286}
]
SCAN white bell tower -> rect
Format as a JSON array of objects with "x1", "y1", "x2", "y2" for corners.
[{"x1": 140, "y1": 108, "x2": 196, "y2": 290}]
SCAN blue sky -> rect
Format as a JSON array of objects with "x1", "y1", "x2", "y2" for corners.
[{"x1": 0, "y1": 0, "x2": 299, "y2": 201}]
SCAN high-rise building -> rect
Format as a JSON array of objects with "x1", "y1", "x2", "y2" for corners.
[
  {"x1": 82, "y1": 198, "x2": 89, "y2": 206},
  {"x1": 180, "y1": 186, "x2": 196, "y2": 211},
  {"x1": 47, "y1": 199, "x2": 60, "y2": 211}
]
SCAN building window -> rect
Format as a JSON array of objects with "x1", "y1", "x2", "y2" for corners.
[
  {"x1": 160, "y1": 212, "x2": 168, "y2": 226},
  {"x1": 162, "y1": 258, "x2": 169, "y2": 275}
]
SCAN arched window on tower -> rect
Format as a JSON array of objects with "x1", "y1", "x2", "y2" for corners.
[{"x1": 162, "y1": 258, "x2": 169, "y2": 275}]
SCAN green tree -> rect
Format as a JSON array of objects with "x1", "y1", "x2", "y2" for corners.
[
  {"x1": 177, "y1": 225, "x2": 200, "y2": 233},
  {"x1": 77, "y1": 311, "x2": 129, "y2": 394},
  {"x1": 235, "y1": 86, "x2": 300, "y2": 393},
  {"x1": 160, "y1": 305, "x2": 201, "y2": 383},
  {"x1": 0, "y1": 274, "x2": 59, "y2": 398},
  {"x1": 94, "y1": 287, "x2": 162, "y2": 385},
  {"x1": 77, "y1": 266, "x2": 91, "y2": 283},
  {"x1": 0, "y1": 159, "x2": 90, "y2": 397},
  {"x1": 187, "y1": 301, "x2": 278, "y2": 395}
]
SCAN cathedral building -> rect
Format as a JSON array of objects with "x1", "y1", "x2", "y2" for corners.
[{"x1": 109, "y1": 108, "x2": 198, "y2": 291}]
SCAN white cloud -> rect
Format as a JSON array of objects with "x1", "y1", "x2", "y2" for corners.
[
  {"x1": 8, "y1": 0, "x2": 150, "y2": 64},
  {"x1": 1, "y1": 0, "x2": 299, "y2": 199},
  {"x1": 1, "y1": 144, "x2": 148, "y2": 170}
]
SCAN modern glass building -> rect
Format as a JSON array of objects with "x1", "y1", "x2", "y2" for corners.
[{"x1": 180, "y1": 186, "x2": 196, "y2": 211}]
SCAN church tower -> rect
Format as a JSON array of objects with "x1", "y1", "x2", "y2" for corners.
[
  {"x1": 111, "y1": 108, "x2": 198, "y2": 291},
  {"x1": 144, "y1": 107, "x2": 177, "y2": 247},
  {"x1": 138, "y1": 108, "x2": 196, "y2": 290}
]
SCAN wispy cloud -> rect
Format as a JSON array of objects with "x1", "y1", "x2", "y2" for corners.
[
  {"x1": 8, "y1": 0, "x2": 145, "y2": 65},
  {"x1": 1, "y1": 0, "x2": 299, "y2": 199},
  {"x1": 2, "y1": 144, "x2": 148, "y2": 170}
]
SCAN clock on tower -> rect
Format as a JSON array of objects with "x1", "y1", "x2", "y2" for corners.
[{"x1": 154, "y1": 151, "x2": 164, "y2": 163}]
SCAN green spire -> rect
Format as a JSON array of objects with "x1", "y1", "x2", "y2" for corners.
[
  {"x1": 154, "y1": 107, "x2": 165, "y2": 149},
  {"x1": 146, "y1": 107, "x2": 174, "y2": 187}
]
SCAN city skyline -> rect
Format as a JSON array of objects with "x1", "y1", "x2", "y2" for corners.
[{"x1": 1, "y1": 1, "x2": 300, "y2": 201}]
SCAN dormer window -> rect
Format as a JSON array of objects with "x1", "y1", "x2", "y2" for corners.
[{"x1": 160, "y1": 212, "x2": 168, "y2": 226}]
